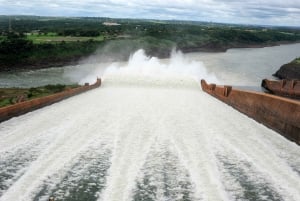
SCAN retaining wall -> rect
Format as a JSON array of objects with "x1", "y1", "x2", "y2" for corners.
[
  {"x1": 0, "y1": 78, "x2": 101, "y2": 123},
  {"x1": 262, "y1": 79, "x2": 300, "y2": 98},
  {"x1": 201, "y1": 79, "x2": 300, "y2": 145}
]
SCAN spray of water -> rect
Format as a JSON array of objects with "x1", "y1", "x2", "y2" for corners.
[{"x1": 78, "y1": 49, "x2": 219, "y2": 85}]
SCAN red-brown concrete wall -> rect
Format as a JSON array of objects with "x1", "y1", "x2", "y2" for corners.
[
  {"x1": 262, "y1": 79, "x2": 300, "y2": 98},
  {"x1": 201, "y1": 79, "x2": 300, "y2": 145},
  {"x1": 0, "y1": 79, "x2": 101, "y2": 123}
]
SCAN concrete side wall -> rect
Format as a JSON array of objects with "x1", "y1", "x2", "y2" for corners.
[
  {"x1": 201, "y1": 79, "x2": 300, "y2": 145},
  {"x1": 262, "y1": 79, "x2": 300, "y2": 97},
  {"x1": 0, "y1": 79, "x2": 101, "y2": 123}
]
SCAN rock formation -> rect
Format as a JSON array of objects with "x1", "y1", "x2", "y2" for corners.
[{"x1": 274, "y1": 58, "x2": 300, "y2": 79}]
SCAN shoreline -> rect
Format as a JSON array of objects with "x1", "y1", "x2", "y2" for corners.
[{"x1": 1, "y1": 41, "x2": 299, "y2": 73}]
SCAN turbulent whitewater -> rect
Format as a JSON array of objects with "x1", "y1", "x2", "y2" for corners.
[{"x1": 0, "y1": 50, "x2": 300, "y2": 201}]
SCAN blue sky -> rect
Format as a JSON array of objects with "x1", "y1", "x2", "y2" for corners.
[{"x1": 1, "y1": 0, "x2": 300, "y2": 26}]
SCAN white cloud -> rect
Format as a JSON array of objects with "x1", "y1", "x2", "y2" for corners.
[{"x1": 1, "y1": 0, "x2": 300, "y2": 26}]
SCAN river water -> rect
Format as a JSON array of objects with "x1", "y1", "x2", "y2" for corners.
[
  {"x1": 0, "y1": 44, "x2": 300, "y2": 201},
  {"x1": 1, "y1": 43, "x2": 300, "y2": 88}
]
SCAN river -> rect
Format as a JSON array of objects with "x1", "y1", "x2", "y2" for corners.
[
  {"x1": 1, "y1": 43, "x2": 300, "y2": 88},
  {"x1": 0, "y1": 44, "x2": 299, "y2": 201}
]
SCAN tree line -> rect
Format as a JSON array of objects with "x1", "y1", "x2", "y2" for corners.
[{"x1": 1, "y1": 16, "x2": 300, "y2": 71}]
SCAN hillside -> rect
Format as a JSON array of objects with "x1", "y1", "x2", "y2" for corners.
[{"x1": 274, "y1": 58, "x2": 300, "y2": 80}]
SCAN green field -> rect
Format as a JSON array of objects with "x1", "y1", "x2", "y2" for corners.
[{"x1": 27, "y1": 33, "x2": 104, "y2": 44}]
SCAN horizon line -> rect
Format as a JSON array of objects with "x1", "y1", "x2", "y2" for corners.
[{"x1": 1, "y1": 14, "x2": 300, "y2": 29}]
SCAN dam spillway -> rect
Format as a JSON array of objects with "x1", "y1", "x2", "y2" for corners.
[{"x1": 0, "y1": 74, "x2": 299, "y2": 201}]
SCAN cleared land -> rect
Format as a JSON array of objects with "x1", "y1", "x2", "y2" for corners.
[{"x1": 27, "y1": 33, "x2": 104, "y2": 44}]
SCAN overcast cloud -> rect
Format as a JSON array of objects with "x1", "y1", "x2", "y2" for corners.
[{"x1": 1, "y1": 0, "x2": 300, "y2": 26}]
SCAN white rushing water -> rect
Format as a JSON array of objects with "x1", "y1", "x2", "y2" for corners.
[{"x1": 0, "y1": 50, "x2": 300, "y2": 201}]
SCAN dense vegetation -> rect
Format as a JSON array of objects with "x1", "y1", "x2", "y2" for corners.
[
  {"x1": 0, "y1": 84, "x2": 79, "y2": 107},
  {"x1": 0, "y1": 33, "x2": 100, "y2": 70},
  {"x1": 1, "y1": 15, "x2": 300, "y2": 71}
]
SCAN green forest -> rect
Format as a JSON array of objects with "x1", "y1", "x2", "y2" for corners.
[{"x1": 1, "y1": 16, "x2": 300, "y2": 71}]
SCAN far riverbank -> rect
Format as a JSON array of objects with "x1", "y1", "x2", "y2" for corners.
[{"x1": 1, "y1": 41, "x2": 299, "y2": 73}]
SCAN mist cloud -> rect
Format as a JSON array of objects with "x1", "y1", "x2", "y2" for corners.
[{"x1": 79, "y1": 49, "x2": 219, "y2": 85}]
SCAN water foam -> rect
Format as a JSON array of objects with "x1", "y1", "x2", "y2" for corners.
[{"x1": 79, "y1": 49, "x2": 219, "y2": 85}]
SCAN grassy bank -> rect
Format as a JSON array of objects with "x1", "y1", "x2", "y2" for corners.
[{"x1": 0, "y1": 84, "x2": 79, "y2": 107}]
